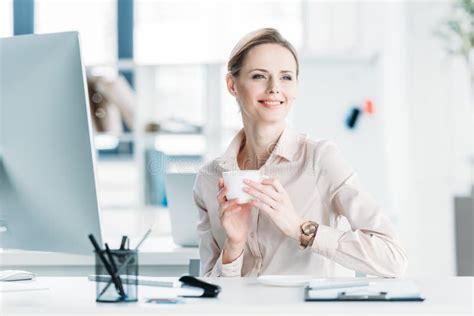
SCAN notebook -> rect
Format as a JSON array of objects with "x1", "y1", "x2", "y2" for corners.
[{"x1": 305, "y1": 280, "x2": 425, "y2": 301}]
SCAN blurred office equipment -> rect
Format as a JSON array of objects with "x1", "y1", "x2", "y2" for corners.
[
  {"x1": 165, "y1": 173, "x2": 199, "y2": 247},
  {"x1": 0, "y1": 270, "x2": 36, "y2": 281},
  {"x1": 144, "y1": 129, "x2": 204, "y2": 207},
  {"x1": 87, "y1": 73, "x2": 135, "y2": 135},
  {"x1": 145, "y1": 150, "x2": 168, "y2": 206},
  {"x1": 0, "y1": 32, "x2": 102, "y2": 254},
  {"x1": 345, "y1": 107, "x2": 362, "y2": 129},
  {"x1": 87, "y1": 73, "x2": 136, "y2": 156},
  {"x1": 145, "y1": 118, "x2": 202, "y2": 135},
  {"x1": 454, "y1": 189, "x2": 474, "y2": 276},
  {"x1": 144, "y1": 150, "x2": 202, "y2": 207}
]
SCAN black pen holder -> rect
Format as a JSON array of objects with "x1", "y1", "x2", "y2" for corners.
[{"x1": 94, "y1": 249, "x2": 138, "y2": 303}]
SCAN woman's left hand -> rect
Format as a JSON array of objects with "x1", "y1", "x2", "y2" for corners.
[{"x1": 243, "y1": 178, "x2": 303, "y2": 241}]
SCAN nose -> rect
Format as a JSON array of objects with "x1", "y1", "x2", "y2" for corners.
[{"x1": 267, "y1": 78, "x2": 280, "y2": 94}]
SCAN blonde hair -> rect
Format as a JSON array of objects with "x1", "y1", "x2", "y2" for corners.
[{"x1": 227, "y1": 28, "x2": 299, "y2": 77}]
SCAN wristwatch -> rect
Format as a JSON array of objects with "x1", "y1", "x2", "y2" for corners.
[{"x1": 299, "y1": 221, "x2": 319, "y2": 250}]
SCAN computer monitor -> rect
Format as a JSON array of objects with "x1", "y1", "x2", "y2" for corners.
[{"x1": 0, "y1": 32, "x2": 102, "y2": 254}]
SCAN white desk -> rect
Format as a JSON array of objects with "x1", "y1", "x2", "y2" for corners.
[
  {"x1": 0, "y1": 206, "x2": 200, "y2": 276},
  {"x1": 1, "y1": 277, "x2": 472, "y2": 315},
  {"x1": 0, "y1": 236, "x2": 199, "y2": 276}
]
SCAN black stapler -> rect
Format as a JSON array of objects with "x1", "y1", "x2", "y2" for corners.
[{"x1": 179, "y1": 275, "x2": 221, "y2": 298}]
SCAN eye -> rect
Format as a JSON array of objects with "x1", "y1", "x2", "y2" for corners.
[
  {"x1": 282, "y1": 75, "x2": 293, "y2": 81},
  {"x1": 252, "y1": 74, "x2": 266, "y2": 79}
]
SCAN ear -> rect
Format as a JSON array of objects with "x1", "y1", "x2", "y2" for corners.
[{"x1": 226, "y1": 73, "x2": 238, "y2": 97}]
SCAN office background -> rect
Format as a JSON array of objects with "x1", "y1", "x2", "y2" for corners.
[{"x1": 0, "y1": 0, "x2": 472, "y2": 277}]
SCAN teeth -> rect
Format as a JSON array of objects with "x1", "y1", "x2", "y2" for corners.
[{"x1": 262, "y1": 101, "x2": 281, "y2": 106}]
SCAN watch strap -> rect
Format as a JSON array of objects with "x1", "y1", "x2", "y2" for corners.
[{"x1": 299, "y1": 221, "x2": 319, "y2": 249}]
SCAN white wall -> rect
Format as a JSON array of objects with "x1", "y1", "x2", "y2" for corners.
[
  {"x1": 294, "y1": 58, "x2": 389, "y2": 214},
  {"x1": 401, "y1": 1, "x2": 471, "y2": 276}
]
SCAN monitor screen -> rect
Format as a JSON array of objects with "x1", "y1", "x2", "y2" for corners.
[{"x1": 0, "y1": 32, "x2": 102, "y2": 254}]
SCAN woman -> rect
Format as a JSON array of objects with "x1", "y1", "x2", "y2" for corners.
[{"x1": 193, "y1": 28, "x2": 408, "y2": 278}]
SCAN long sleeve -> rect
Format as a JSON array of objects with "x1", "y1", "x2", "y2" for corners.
[
  {"x1": 313, "y1": 142, "x2": 408, "y2": 278},
  {"x1": 193, "y1": 173, "x2": 244, "y2": 277}
]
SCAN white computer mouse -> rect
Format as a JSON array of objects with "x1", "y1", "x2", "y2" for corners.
[{"x1": 0, "y1": 270, "x2": 36, "y2": 281}]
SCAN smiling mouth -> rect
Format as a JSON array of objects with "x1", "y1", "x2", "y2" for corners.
[{"x1": 258, "y1": 100, "x2": 284, "y2": 107}]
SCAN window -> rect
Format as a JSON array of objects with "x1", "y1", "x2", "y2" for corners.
[
  {"x1": 134, "y1": 0, "x2": 304, "y2": 64},
  {"x1": 149, "y1": 65, "x2": 205, "y2": 125},
  {"x1": 305, "y1": 2, "x2": 359, "y2": 54},
  {"x1": 221, "y1": 65, "x2": 242, "y2": 132},
  {"x1": 0, "y1": 0, "x2": 13, "y2": 38},
  {"x1": 135, "y1": 0, "x2": 304, "y2": 134},
  {"x1": 35, "y1": 0, "x2": 117, "y2": 65}
]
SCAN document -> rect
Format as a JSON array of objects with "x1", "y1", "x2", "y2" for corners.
[{"x1": 305, "y1": 280, "x2": 424, "y2": 301}]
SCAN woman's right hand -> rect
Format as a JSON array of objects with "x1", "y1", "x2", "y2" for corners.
[{"x1": 217, "y1": 177, "x2": 252, "y2": 263}]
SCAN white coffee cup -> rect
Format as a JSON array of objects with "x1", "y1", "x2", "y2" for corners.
[{"x1": 222, "y1": 170, "x2": 267, "y2": 204}]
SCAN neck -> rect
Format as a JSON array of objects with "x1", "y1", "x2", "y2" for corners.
[{"x1": 238, "y1": 121, "x2": 286, "y2": 170}]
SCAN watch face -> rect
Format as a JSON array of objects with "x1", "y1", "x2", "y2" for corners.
[{"x1": 302, "y1": 222, "x2": 317, "y2": 234}]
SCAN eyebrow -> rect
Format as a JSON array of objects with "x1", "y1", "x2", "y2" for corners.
[{"x1": 249, "y1": 68, "x2": 295, "y2": 75}]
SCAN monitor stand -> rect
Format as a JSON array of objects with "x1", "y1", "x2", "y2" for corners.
[{"x1": 0, "y1": 155, "x2": 7, "y2": 233}]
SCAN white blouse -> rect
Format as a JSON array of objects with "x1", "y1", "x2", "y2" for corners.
[{"x1": 193, "y1": 126, "x2": 408, "y2": 277}]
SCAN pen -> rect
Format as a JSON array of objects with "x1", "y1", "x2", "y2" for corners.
[
  {"x1": 309, "y1": 280, "x2": 370, "y2": 290},
  {"x1": 98, "y1": 225, "x2": 155, "y2": 297},
  {"x1": 120, "y1": 236, "x2": 127, "y2": 250},
  {"x1": 88, "y1": 234, "x2": 126, "y2": 298},
  {"x1": 105, "y1": 243, "x2": 125, "y2": 297}
]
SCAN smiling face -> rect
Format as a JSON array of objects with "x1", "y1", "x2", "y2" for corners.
[{"x1": 226, "y1": 43, "x2": 298, "y2": 125}]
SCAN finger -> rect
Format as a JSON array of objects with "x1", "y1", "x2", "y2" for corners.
[
  {"x1": 244, "y1": 179, "x2": 280, "y2": 201},
  {"x1": 219, "y1": 198, "x2": 239, "y2": 217},
  {"x1": 251, "y1": 199, "x2": 275, "y2": 216},
  {"x1": 262, "y1": 178, "x2": 284, "y2": 193},
  {"x1": 222, "y1": 203, "x2": 252, "y2": 222},
  {"x1": 245, "y1": 178, "x2": 280, "y2": 198},
  {"x1": 217, "y1": 187, "x2": 228, "y2": 203},
  {"x1": 219, "y1": 200, "x2": 240, "y2": 220},
  {"x1": 221, "y1": 206, "x2": 242, "y2": 221},
  {"x1": 243, "y1": 187, "x2": 279, "y2": 209},
  {"x1": 218, "y1": 177, "x2": 224, "y2": 189}
]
